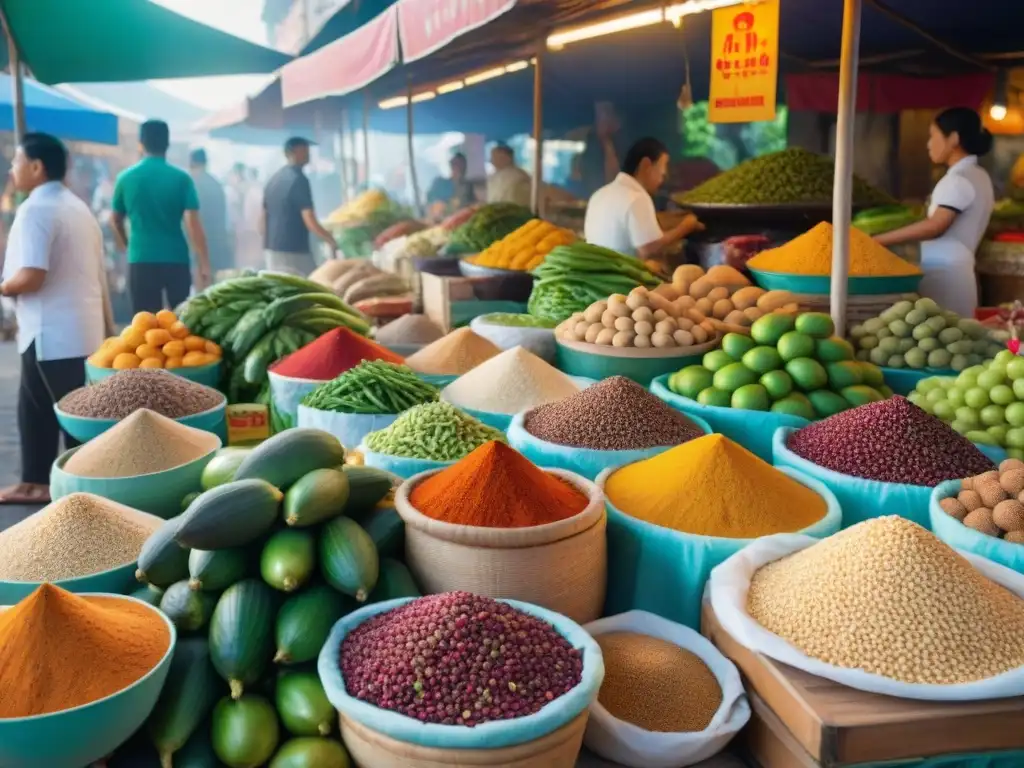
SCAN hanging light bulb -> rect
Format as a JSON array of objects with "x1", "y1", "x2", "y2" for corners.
[{"x1": 991, "y1": 69, "x2": 1009, "y2": 122}]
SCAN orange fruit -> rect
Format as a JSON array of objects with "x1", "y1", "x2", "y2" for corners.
[
  {"x1": 201, "y1": 353, "x2": 220, "y2": 366},
  {"x1": 164, "y1": 357, "x2": 184, "y2": 369},
  {"x1": 156, "y1": 309, "x2": 178, "y2": 329},
  {"x1": 184, "y1": 335, "x2": 207, "y2": 352},
  {"x1": 120, "y1": 327, "x2": 146, "y2": 349},
  {"x1": 139, "y1": 357, "x2": 164, "y2": 369},
  {"x1": 135, "y1": 344, "x2": 163, "y2": 360},
  {"x1": 182, "y1": 350, "x2": 207, "y2": 367},
  {"x1": 131, "y1": 311, "x2": 158, "y2": 332},
  {"x1": 112, "y1": 353, "x2": 141, "y2": 370},
  {"x1": 204, "y1": 341, "x2": 222, "y2": 357},
  {"x1": 169, "y1": 321, "x2": 190, "y2": 340},
  {"x1": 144, "y1": 329, "x2": 172, "y2": 347},
  {"x1": 103, "y1": 338, "x2": 132, "y2": 357},
  {"x1": 88, "y1": 351, "x2": 115, "y2": 368},
  {"x1": 162, "y1": 340, "x2": 186, "y2": 359}
]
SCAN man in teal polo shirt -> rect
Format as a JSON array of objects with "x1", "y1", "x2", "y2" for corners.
[{"x1": 112, "y1": 120, "x2": 211, "y2": 312}]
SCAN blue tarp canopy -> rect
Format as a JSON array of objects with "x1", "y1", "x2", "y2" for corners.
[{"x1": 0, "y1": 75, "x2": 119, "y2": 144}]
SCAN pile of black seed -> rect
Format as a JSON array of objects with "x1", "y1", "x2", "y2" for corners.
[
  {"x1": 786, "y1": 395, "x2": 995, "y2": 486},
  {"x1": 58, "y1": 369, "x2": 224, "y2": 419},
  {"x1": 523, "y1": 376, "x2": 704, "y2": 450}
]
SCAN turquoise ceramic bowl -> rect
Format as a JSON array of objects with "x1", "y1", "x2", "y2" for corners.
[
  {"x1": 415, "y1": 373, "x2": 458, "y2": 388},
  {"x1": 0, "y1": 594, "x2": 176, "y2": 768},
  {"x1": 555, "y1": 339, "x2": 717, "y2": 387},
  {"x1": 86, "y1": 360, "x2": 222, "y2": 388},
  {"x1": 54, "y1": 399, "x2": 228, "y2": 443},
  {"x1": 748, "y1": 269, "x2": 922, "y2": 296},
  {"x1": 880, "y1": 367, "x2": 955, "y2": 396},
  {"x1": 50, "y1": 438, "x2": 220, "y2": 519}
]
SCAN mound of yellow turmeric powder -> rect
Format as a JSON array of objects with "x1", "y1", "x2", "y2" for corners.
[
  {"x1": 604, "y1": 434, "x2": 826, "y2": 537},
  {"x1": 747, "y1": 222, "x2": 921, "y2": 277}
]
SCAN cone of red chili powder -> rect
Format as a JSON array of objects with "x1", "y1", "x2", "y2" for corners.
[{"x1": 271, "y1": 327, "x2": 404, "y2": 381}]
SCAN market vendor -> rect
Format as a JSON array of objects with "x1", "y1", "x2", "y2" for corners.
[
  {"x1": 426, "y1": 152, "x2": 476, "y2": 221},
  {"x1": 584, "y1": 137, "x2": 692, "y2": 259},
  {"x1": 874, "y1": 108, "x2": 995, "y2": 316}
]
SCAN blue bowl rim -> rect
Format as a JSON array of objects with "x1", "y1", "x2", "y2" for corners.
[
  {"x1": 748, "y1": 267, "x2": 923, "y2": 282},
  {"x1": 53, "y1": 398, "x2": 227, "y2": 426},
  {"x1": 0, "y1": 593, "x2": 177, "y2": 724},
  {"x1": 86, "y1": 359, "x2": 222, "y2": 375},
  {"x1": 52, "y1": 436, "x2": 222, "y2": 481},
  {"x1": 556, "y1": 335, "x2": 721, "y2": 360}
]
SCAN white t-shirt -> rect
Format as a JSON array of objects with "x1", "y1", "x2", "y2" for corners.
[
  {"x1": 2, "y1": 181, "x2": 106, "y2": 361},
  {"x1": 927, "y1": 154, "x2": 994, "y2": 255},
  {"x1": 486, "y1": 166, "x2": 532, "y2": 207},
  {"x1": 583, "y1": 173, "x2": 662, "y2": 257}
]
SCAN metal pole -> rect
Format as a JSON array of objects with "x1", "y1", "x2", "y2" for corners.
[
  {"x1": 530, "y1": 41, "x2": 545, "y2": 216},
  {"x1": 406, "y1": 84, "x2": 423, "y2": 217},
  {"x1": 362, "y1": 92, "x2": 371, "y2": 190},
  {"x1": 338, "y1": 107, "x2": 351, "y2": 204},
  {"x1": 828, "y1": 0, "x2": 862, "y2": 337},
  {"x1": 0, "y1": 8, "x2": 25, "y2": 145}
]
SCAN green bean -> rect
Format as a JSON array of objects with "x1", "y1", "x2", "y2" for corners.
[{"x1": 301, "y1": 360, "x2": 440, "y2": 414}]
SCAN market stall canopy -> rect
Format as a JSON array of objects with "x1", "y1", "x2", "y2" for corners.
[
  {"x1": 0, "y1": 0, "x2": 292, "y2": 83},
  {"x1": 57, "y1": 82, "x2": 208, "y2": 132},
  {"x1": 0, "y1": 74, "x2": 118, "y2": 144}
]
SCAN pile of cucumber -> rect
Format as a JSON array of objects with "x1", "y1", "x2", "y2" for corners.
[{"x1": 127, "y1": 428, "x2": 421, "y2": 768}]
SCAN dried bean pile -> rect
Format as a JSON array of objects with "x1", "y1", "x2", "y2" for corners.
[
  {"x1": 57, "y1": 369, "x2": 223, "y2": 419},
  {"x1": 524, "y1": 376, "x2": 704, "y2": 450},
  {"x1": 301, "y1": 361, "x2": 439, "y2": 414},
  {"x1": 341, "y1": 591, "x2": 583, "y2": 726},
  {"x1": 786, "y1": 395, "x2": 994, "y2": 486},
  {"x1": 364, "y1": 402, "x2": 506, "y2": 461},
  {"x1": 747, "y1": 516, "x2": 1024, "y2": 684},
  {"x1": 375, "y1": 314, "x2": 445, "y2": 346},
  {"x1": 939, "y1": 458, "x2": 1024, "y2": 542}
]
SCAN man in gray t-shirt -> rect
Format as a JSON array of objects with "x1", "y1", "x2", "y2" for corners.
[{"x1": 262, "y1": 137, "x2": 336, "y2": 276}]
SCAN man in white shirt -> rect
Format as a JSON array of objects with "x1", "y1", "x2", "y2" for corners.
[
  {"x1": 0, "y1": 133, "x2": 111, "y2": 504},
  {"x1": 584, "y1": 137, "x2": 690, "y2": 259},
  {"x1": 486, "y1": 144, "x2": 532, "y2": 208}
]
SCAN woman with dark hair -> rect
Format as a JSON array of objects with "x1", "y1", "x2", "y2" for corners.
[{"x1": 876, "y1": 107, "x2": 995, "y2": 315}]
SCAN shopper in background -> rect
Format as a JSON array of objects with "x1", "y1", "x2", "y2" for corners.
[
  {"x1": 426, "y1": 152, "x2": 476, "y2": 220},
  {"x1": 262, "y1": 137, "x2": 336, "y2": 276},
  {"x1": 111, "y1": 120, "x2": 211, "y2": 312},
  {"x1": 486, "y1": 144, "x2": 532, "y2": 208},
  {"x1": 0, "y1": 133, "x2": 112, "y2": 504},
  {"x1": 189, "y1": 148, "x2": 232, "y2": 277}
]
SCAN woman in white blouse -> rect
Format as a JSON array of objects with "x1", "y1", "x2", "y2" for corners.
[{"x1": 876, "y1": 108, "x2": 995, "y2": 316}]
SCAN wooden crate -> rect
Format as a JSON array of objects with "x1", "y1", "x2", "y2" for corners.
[{"x1": 701, "y1": 604, "x2": 1024, "y2": 767}]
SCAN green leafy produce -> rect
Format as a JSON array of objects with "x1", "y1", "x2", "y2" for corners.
[
  {"x1": 364, "y1": 401, "x2": 505, "y2": 460},
  {"x1": 448, "y1": 203, "x2": 534, "y2": 253},
  {"x1": 301, "y1": 361, "x2": 439, "y2": 414}
]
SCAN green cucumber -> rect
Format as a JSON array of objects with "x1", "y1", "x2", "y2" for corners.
[
  {"x1": 270, "y1": 738, "x2": 350, "y2": 768},
  {"x1": 137, "y1": 517, "x2": 190, "y2": 588},
  {"x1": 181, "y1": 492, "x2": 201, "y2": 512},
  {"x1": 189, "y1": 548, "x2": 250, "y2": 592},
  {"x1": 174, "y1": 725, "x2": 222, "y2": 768},
  {"x1": 201, "y1": 448, "x2": 253, "y2": 491},
  {"x1": 283, "y1": 468, "x2": 349, "y2": 527},
  {"x1": 260, "y1": 530, "x2": 316, "y2": 593},
  {"x1": 368, "y1": 558, "x2": 420, "y2": 603},
  {"x1": 353, "y1": 507, "x2": 403, "y2": 559},
  {"x1": 275, "y1": 672, "x2": 334, "y2": 737},
  {"x1": 275, "y1": 585, "x2": 352, "y2": 664},
  {"x1": 319, "y1": 517, "x2": 379, "y2": 602},
  {"x1": 341, "y1": 465, "x2": 393, "y2": 512},
  {"x1": 160, "y1": 580, "x2": 218, "y2": 632},
  {"x1": 147, "y1": 638, "x2": 221, "y2": 768},
  {"x1": 132, "y1": 584, "x2": 166, "y2": 607},
  {"x1": 176, "y1": 480, "x2": 283, "y2": 550},
  {"x1": 211, "y1": 695, "x2": 279, "y2": 768},
  {"x1": 209, "y1": 580, "x2": 278, "y2": 698},
  {"x1": 234, "y1": 429, "x2": 345, "y2": 489}
]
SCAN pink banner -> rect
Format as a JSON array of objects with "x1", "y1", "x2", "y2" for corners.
[
  {"x1": 281, "y1": 6, "x2": 400, "y2": 107},
  {"x1": 398, "y1": 0, "x2": 517, "y2": 63},
  {"x1": 785, "y1": 73, "x2": 993, "y2": 114}
]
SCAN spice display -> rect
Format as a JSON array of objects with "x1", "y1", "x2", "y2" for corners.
[
  {"x1": 747, "y1": 222, "x2": 921, "y2": 277},
  {"x1": 403, "y1": 328, "x2": 502, "y2": 376},
  {"x1": 678, "y1": 147, "x2": 894, "y2": 206},
  {"x1": 596, "y1": 632, "x2": 721, "y2": 732},
  {"x1": 409, "y1": 441, "x2": 589, "y2": 527},
  {"x1": 468, "y1": 218, "x2": 576, "y2": 270},
  {"x1": 64, "y1": 408, "x2": 220, "y2": 479},
  {"x1": 374, "y1": 314, "x2": 445, "y2": 346},
  {"x1": 270, "y1": 326, "x2": 403, "y2": 381},
  {"x1": 364, "y1": 401, "x2": 506, "y2": 460},
  {"x1": 747, "y1": 516, "x2": 1024, "y2": 684},
  {"x1": 340, "y1": 591, "x2": 583, "y2": 726},
  {"x1": 441, "y1": 346, "x2": 580, "y2": 414},
  {"x1": 667, "y1": 316, "x2": 889, "y2": 417},
  {"x1": 940, "y1": 458, "x2": 1024, "y2": 543},
  {"x1": 57, "y1": 368, "x2": 224, "y2": 420},
  {"x1": 301, "y1": 361, "x2": 439, "y2": 414},
  {"x1": 524, "y1": 376, "x2": 704, "y2": 451},
  {"x1": 0, "y1": 493, "x2": 162, "y2": 582},
  {"x1": 605, "y1": 434, "x2": 825, "y2": 537},
  {"x1": 910, "y1": 350, "x2": 1024, "y2": 454},
  {"x1": 88, "y1": 309, "x2": 223, "y2": 370},
  {"x1": 787, "y1": 395, "x2": 995, "y2": 485},
  {"x1": 852, "y1": 297, "x2": 1002, "y2": 372},
  {"x1": 447, "y1": 203, "x2": 535, "y2": 253},
  {"x1": 0, "y1": 584, "x2": 171, "y2": 718}
]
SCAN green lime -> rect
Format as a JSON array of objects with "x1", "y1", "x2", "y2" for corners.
[
  {"x1": 990, "y1": 384, "x2": 1016, "y2": 406},
  {"x1": 1006, "y1": 402, "x2": 1024, "y2": 428},
  {"x1": 964, "y1": 387, "x2": 991, "y2": 410}
]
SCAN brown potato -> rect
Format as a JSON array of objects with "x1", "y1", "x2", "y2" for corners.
[
  {"x1": 731, "y1": 286, "x2": 766, "y2": 310},
  {"x1": 756, "y1": 290, "x2": 797, "y2": 311},
  {"x1": 712, "y1": 299, "x2": 734, "y2": 319}
]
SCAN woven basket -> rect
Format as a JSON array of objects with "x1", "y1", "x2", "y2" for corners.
[
  {"x1": 394, "y1": 469, "x2": 607, "y2": 625},
  {"x1": 794, "y1": 291, "x2": 918, "y2": 325},
  {"x1": 339, "y1": 711, "x2": 589, "y2": 768}
]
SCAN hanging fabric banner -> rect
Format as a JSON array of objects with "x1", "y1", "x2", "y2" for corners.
[
  {"x1": 398, "y1": 0, "x2": 518, "y2": 63},
  {"x1": 708, "y1": 0, "x2": 780, "y2": 124}
]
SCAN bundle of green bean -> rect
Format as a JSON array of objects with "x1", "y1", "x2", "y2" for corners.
[
  {"x1": 301, "y1": 361, "x2": 439, "y2": 414},
  {"x1": 364, "y1": 401, "x2": 506, "y2": 460}
]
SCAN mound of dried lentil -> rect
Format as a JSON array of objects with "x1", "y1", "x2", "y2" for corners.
[
  {"x1": 340, "y1": 591, "x2": 583, "y2": 726},
  {"x1": 786, "y1": 395, "x2": 994, "y2": 486},
  {"x1": 524, "y1": 376, "x2": 704, "y2": 450},
  {"x1": 596, "y1": 632, "x2": 721, "y2": 732},
  {"x1": 58, "y1": 368, "x2": 224, "y2": 419},
  {"x1": 747, "y1": 516, "x2": 1024, "y2": 685}
]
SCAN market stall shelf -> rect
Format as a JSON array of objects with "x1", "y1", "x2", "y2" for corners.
[{"x1": 701, "y1": 604, "x2": 1024, "y2": 767}]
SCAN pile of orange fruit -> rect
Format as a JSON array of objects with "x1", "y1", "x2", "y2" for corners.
[{"x1": 88, "y1": 310, "x2": 223, "y2": 370}]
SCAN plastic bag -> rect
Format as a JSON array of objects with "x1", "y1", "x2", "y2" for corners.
[
  {"x1": 297, "y1": 405, "x2": 398, "y2": 450},
  {"x1": 359, "y1": 445, "x2": 453, "y2": 480},
  {"x1": 318, "y1": 597, "x2": 605, "y2": 749},
  {"x1": 650, "y1": 375, "x2": 809, "y2": 462},
  {"x1": 708, "y1": 532, "x2": 1024, "y2": 700},
  {"x1": 931, "y1": 480, "x2": 1024, "y2": 574},
  {"x1": 582, "y1": 611, "x2": 749, "y2": 768},
  {"x1": 506, "y1": 412, "x2": 712, "y2": 481},
  {"x1": 596, "y1": 466, "x2": 841, "y2": 629},
  {"x1": 469, "y1": 316, "x2": 557, "y2": 363},
  {"x1": 267, "y1": 370, "x2": 324, "y2": 432}
]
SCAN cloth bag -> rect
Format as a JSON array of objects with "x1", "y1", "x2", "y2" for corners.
[
  {"x1": 357, "y1": 444, "x2": 454, "y2": 480},
  {"x1": 297, "y1": 404, "x2": 398, "y2": 450},
  {"x1": 469, "y1": 316, "x2": 557, "y2": 362},
  {"x1": 506, "y1": 411, "x2": 712, "y2": 481},
  {"x1": 582, "y1": 611, "x2": 750, "y2": 768},
  {"x1": 708, "y1": 532, "x2": 1024, "y2": 700},
  {"x1": 268, "y1": 370, "x2": 324, "y2": 432},
  {"x1": 596, "y1": 466, "x2": 841, "y2": 629},
  {"x1": 930, "y1": 480, "x2": 1024, "y2": 574},
  {"x1": 650, "y1": 375, "x2": 809, "y2": 462}
]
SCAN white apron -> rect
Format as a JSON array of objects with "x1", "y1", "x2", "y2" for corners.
[{"x1": 918, "y1": 237, "x2": 978, "y2": 318}]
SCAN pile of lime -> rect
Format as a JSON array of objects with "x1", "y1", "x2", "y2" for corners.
[
  {"x1": 850, "y1": 297, "x2": 1004, "y2": 372},
  {"x1": 667, "y1": 312, "x2": 891, "y2": 418},
  {"x1": 909, "y1": 350, "x2": 1024, "y2": 456}
]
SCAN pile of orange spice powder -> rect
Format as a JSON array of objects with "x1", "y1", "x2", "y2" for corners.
[{"x1": 408, "y1": 441, "x2": 589, "y2": 527}]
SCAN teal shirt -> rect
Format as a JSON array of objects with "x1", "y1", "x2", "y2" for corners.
[{"x1": 113, "y1": 156, "x2": 199, "y2": 264}]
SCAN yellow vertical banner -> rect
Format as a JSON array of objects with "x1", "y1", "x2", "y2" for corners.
[{"x1": 708, "y1": 0, "x2": 780, "y2": 124}]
